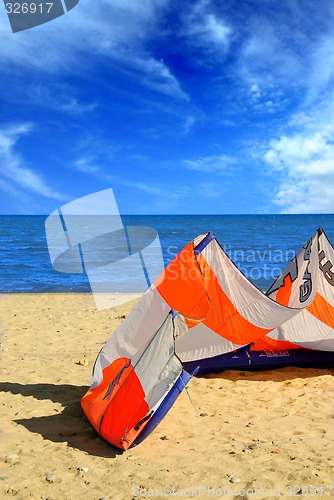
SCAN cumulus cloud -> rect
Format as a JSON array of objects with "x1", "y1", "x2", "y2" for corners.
[{"x1": 264, "y1": 121, "x2": 334, "y2": 213}]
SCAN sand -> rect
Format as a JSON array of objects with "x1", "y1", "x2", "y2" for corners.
[{"x1": 0, "y1": 293, "x2": 333, "y2": 500}]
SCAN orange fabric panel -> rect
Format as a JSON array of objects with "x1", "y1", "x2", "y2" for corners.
[
  {"x1": 100, "y1": 368, "x2": 149, "y2": 450},
  {"x1": 275, "y1": 274, "x2": 293, "y2": 307},
  {"x1": 307, "y1": 292, "x2": 334, "y2": 329},
  {"x1": 251, "y1": 274, "x2": 300, "y2": 350},
  {"x1": 155, "y1": 242, "x2": 210, "y2": 326},
  {"x1": 196, "y1": 253, "x2": 273, "y2": 344},
  {"x1": 251, "y1": 337, "x2": 300, "y2": 351},
  {"x1": 81, "y1": 357, "x2": 132, "y2": 431},
  {"x1": 119, "y1": 415, "x2": 152, "y2": 450}
]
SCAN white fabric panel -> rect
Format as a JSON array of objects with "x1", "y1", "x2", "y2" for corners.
[
  {"x1": 91, "y1": 228, "x2": 334, "y2": 393},
  {"x1": 287, "y1": 238, "x2": 318, "y2": 306},
  {"x1": 267, "y1": 327, "x2": 285, "y2": 341},
  {"x1": 298, "y1": 338, "x2": 334, "y2": 351},
  {"x1": 175, "y1": 321, "x2": 245, "y2": 362},
  {"x1": 318, "y1": 232, "x2": 334, "y2": 300},
  {"x1": 173, "y1": 314, "x2": 189, "y2": 342},
  {"x1": 267, "y1": 234, "x2": 319, "y2": 307},
  {"x1": 193, "y1": 234, "x2": 207, "y2": 247},
  {"x1": 91, "y1": 351, "x2": 114, "y2": 389},
  {"x1": 267, "y1": 230, "x2": 334, "y2": 350},
  {"x1": 201, "y1": 240, "x2": 308, "y2": 328},
  {"x1": 268, "y1": 310, "x2": 334, "y2": 351},
  {"x1": 133, "y1": 314, "x2": 183, "y2": 409},
  {"x1": 91, "y1": 285, "x2": 171, "y2": 387}
]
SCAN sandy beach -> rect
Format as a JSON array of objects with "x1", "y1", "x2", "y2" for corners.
[{"x1": 0, "y1": 293, "x2": 333, "y2": 499}]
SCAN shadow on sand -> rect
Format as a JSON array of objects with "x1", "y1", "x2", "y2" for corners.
[
  {"x1": 3, "y1": 367, "x2": 333, "y2": 456},
  {"x1": 200, "y1": 365, "x2": 334, "y2": 382},
  {"x1": 1, "y1": 382, "x2": 123, "y2": 458}
]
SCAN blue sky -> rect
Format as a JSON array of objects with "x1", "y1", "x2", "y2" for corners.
[{"x1": 1, "y1": 0, "x2": 334, "y2": 215}]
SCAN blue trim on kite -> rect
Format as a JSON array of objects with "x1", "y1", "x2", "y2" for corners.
[
  {"x1": 132, "y1": 370, "x2": 192, "y2": 447},
  {"x1": 182, "y1": 349, "x2": 334, "y2": 375},
  {"x1": 172, "y1": 309, "x2": 178, "y2": 319},
  {"x1": 194, "y1": 231, "x2": 216, "y2": 256}
]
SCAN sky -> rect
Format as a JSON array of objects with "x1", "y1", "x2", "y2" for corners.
[{"x1": 1, "y1": 0, "x2": 334, "y2": 215}]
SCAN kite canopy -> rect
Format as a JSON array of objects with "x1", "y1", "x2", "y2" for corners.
[{"x1": 81, "y1": 228, "x2": 334, "y2": 450}]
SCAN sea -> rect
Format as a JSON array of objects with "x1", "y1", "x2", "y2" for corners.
[{"x1": 1, "y1": 214, "x2": 334, "y2": 293}]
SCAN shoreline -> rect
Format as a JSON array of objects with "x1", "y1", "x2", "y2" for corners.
[
  {"x1": 0, "y1": 291, "x2": 143, "y2": 308},
  {"x1": 0, "y1": 293, "x2": 333, "y2": 499}
]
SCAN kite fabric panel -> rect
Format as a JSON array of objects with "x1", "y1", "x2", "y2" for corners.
[{"x1": 82, "y1": 227, "x2": 334, "y2": 449}]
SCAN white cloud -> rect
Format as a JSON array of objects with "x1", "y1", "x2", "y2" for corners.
[
  {"x1": 305, "y1": 35, "x2": 334, "y2": 105},
  {"x1": 238, "y1": 8, "x2": 332, "y2": 111},
  {"x1": 264, "y1": 120, "x2": 334, "y2": 213},
  {"x1": 198, "y1": 182, "x2": 221, "y2": 198},
  {"x1": 250, "y1": 83, "x2": 260, "y2": 94},
  {"x1": 0, "y1": 177, "x2": 23, "y2": 198},
  {"x1": 0, "y1": 0, "x2": 187, "y2": 101},
  {"x1": 135, "y1": 57, "x2": 188, "y2": 101},
  {"x1": 188, "y1": 13, "x2": 231, "y2": 47},
  {"x1": 181, "y1": 0, "x2": 232, "y2": 57},
  {"x1": 118, "y1": 179, "x2": 167, "y2": 197},
  {"x1": 182, "y1": 115, "x2": 196, "y2": 136},
  {"x1": 182, "y1": 154, "x2": 237, "y2": 174},
  {"x1": 0, "y1": 124, "x2": 64, "y2": 200},
  {"x1": 73, "y1": 157, "x2": 101, "y2": 174},
  {"x1": 0, "y1": 80, "x2": 97, "y2": 116},
  {"x1": 72, "y1": 154, "x2": 168, "y2": 196},
  {"x1": 61, "y1": 99, "x2": 97, "y2": 115}
]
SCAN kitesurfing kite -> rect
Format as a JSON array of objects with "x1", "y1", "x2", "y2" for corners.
[{"x1": 81, "y1": 227, "x2": 334, "y2": 450}]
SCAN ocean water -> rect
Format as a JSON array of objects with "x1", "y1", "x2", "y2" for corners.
[{"x1": 0, "y1": 214, "x2": 334, "y2": 293}]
